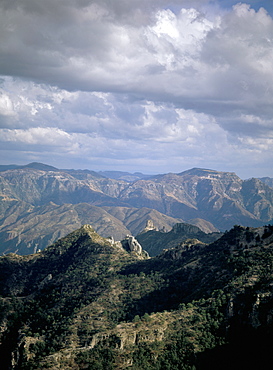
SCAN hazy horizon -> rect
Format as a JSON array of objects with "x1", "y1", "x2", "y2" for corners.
[{"x1": 0, "y1": 160, "x2": 270, "y2": 180}]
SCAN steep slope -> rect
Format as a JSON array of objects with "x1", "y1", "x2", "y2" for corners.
[
  {"x1": 0, "y1": 202, "x2": 132, "y2": 255},
  {"x1": 102, "y1": 206, "x2": 183, "y2": 235},
  {"x1": 120, "y1": 168, "x2": 272, "y2": 229},
  {"x1": 136, "y1": 222, "x2": 222, "y2": 256},
  {"x1": 0, "y1": 198, "x2": 183, "y2": 255},
  {"x1": 0, "y1": 198, "x2": 34, "y2": 228},
  {"x1": 186, "y1": 217, "x2": 219, "y2": 233},
  {"x1": 0, "y1": 168, "x2": 126, "y2": 206},
  {"x1": 0, "y1": 224, "x2": 273, "y2": 369},
  {"x1": 0, "y1": 225, "x2": 150, "y2": 369},
  {"x1": 259, "y1": 177, "x2": 273, "y2": 189},
  {"x1": 1, "y1": 164, "x2": 273, "y2": 257},
  {"x1": 241, "y1": 178, "x2": 273, "y2": 221}
]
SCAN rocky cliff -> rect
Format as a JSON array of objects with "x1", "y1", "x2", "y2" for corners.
[{"x1": 1, "y1": 164, "x2": 273, "y2": 255}]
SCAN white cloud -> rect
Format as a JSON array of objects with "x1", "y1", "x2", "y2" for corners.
[
  {"x1": 0, "y1": 1, "x2": 273, "y2": 177},
  {"x1": 0, "y1": 127, "x2": 71, "y2": 146},
  {"x1": 0, "y1": 93, "x2": 15, "y2": 117},
  {"x1": 201, "y1": 4, "x2": 273, "y2": 103},
  {"x1": 1, "y1": 1, "x2": 272, "y2": 109}
]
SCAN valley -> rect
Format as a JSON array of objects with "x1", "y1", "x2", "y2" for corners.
[
  {"x1": 1, "y1": 163, "x2": 273, "y2": 368},
  {"x1": 0, "y1": 163, "x2": 272, "y2": 255}
]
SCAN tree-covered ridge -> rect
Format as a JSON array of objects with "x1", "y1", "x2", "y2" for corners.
[
  {"x1": 136, "y1": 222, "x2": 222, "y2": 256},
  {"x1": 0, "y1": 224, "x2": 273, "y2": 369}
]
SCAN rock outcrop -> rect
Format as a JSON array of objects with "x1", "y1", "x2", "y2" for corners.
[
  {"x1": 139, "y1": 219, "x2": 157, "y2": 234},
  {"x1": 121, "y1": 235, "x2": 149, "y2": 258}
]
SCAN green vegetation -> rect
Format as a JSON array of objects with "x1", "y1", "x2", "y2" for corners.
[{"x1": 0, "y1": 224, "x2": 273, "y2": 369}]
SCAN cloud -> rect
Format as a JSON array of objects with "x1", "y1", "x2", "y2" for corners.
[
  {"x1": 0, "y1": 1, "x2": 273, "y2": 177},
  {"x1": 0, "y1": 2, "x2": 217, "y2": 92},
  {"x1": 1, "y1": 1, "x2": 272, "y2": 111},
  {"x1": 0, "y1": 93, "x2": 15, "y2": 117},
  {"x1": 1, "y1": 127, "x2": 72, "y2": 147},
  {"x1": 200, "y1": 4, "x2": 273, "y2": 107}
]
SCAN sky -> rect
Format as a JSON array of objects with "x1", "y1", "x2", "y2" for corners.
[{"x1": 0, "y1": 0, "x2": 273, "y2": 179}]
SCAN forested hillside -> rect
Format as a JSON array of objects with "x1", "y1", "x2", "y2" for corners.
[{"x1": 0, "y1": 223, "x2": 273, "y2": 369}]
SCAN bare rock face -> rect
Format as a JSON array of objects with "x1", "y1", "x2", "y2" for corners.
[
  {"x1": 127, "y1": 236, "x2": 142, "y2": 254},
  {"x1": 145, "y1": 219, "x2": 157, "y2": 231},
  {"x1": 1, "y1": 165, "x2": 273, "y2": 256},
  {"x1": 139, "y1": 219, "x2": 157, "y2": 234},
  {"x1": 121, "y1": 235, "x2": 149, "y2": 258}
]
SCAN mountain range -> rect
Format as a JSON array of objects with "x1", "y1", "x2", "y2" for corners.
[
  {"x1": 1, "y1": 223, "x2": 273, "y2": 369},
  {"x1": 0, "y1": 162, "x2": 273, "y2": 255}
]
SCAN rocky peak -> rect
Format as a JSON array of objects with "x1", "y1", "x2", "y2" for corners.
[
  {"x1": 178, "y1": 167, "x2": 239, "y2": 180},
  {"x1": 121, "y1": 235, "x2": 149, "y2": 258},
  {"x1": 139, "y1": 219, "x2": 157, "y2": 234}
]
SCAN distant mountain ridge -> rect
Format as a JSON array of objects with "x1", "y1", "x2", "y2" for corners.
[
  {"x1": 0, "y1": 202, "x2": 182, "y2": 255},
  {"x1": 260, "y1": 176, "x2": 273, "y2": 189},
  {"x1": 0, "y1": 162, "x2": 150, "y2": 182},
  {"x1": 0, "y1": 162, "x2": 59, "y2": 172},
  {"x1": 98, "y1": 170, "x2": 151, "y2": 182},
  {"x1": 0, "y1": 163, "x2": 273, "y2": 255}
]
